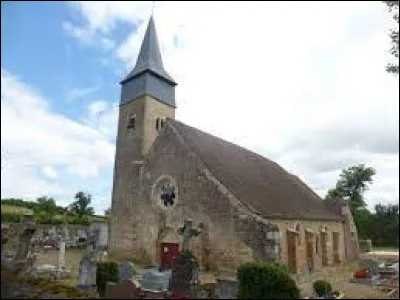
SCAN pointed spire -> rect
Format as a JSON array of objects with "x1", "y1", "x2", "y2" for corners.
[{"x1": 121, "y1": 16, "x2": 176, "y2": 85}]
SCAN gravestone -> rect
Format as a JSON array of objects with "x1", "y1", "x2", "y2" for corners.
[
  {"x1": 89, "y1": 222, "x2": 108, "y2": 250},
  {"x1": 14, "y1": 224, "x2": 36, "y2": 261},
  {"x1": 168, "y1": 251, "x2": 199, "y2": 296},
  {"x1": 77, "y1": 239, "x2": 98, "y2": 293},
  {"x1": 105, "y1": 280, "x2": 142, "y2": 299},
  {"x1": 12, "y1": 216, "x2": 36, "y2": 272},
  {"x1": 140, "y1": 268, "x2": 171, "y2": 292},
  {"x1": 168, "y1": 219, "x2": 202, "y2": 297},
  {"x1": 119, "y1": 261, "x2": 137, "y2": 283},
  {"x1": 215, "y1": 278, "x2": 239, "y2": 299},
  {"x1": 57, "y1": 241, "x2": 66, "y2": 273}
]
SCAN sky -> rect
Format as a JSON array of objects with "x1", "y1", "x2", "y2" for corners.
[{"x1": 1, "y1": 1, "x2": 399, "y2": 215}]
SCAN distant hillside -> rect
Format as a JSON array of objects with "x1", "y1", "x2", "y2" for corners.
[{"x1": 1, "y1": 198, "x2": 108, "y2": 225}]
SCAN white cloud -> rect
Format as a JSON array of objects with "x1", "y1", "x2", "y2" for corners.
[
  {"x1": 84, "y1": 100, "x2": 119, "y2": 139},
  {"x1": 1, "y1": 68, "x2": 115, "y2": 208},
  {"x1": 67, "y1": 85, "x2": 99, "y2": 101},
  {"x1": 42, "y1": 166, "x2": 58, "y2": 179}
]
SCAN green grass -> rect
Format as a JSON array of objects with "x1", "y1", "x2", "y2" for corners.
[
  {"x1": 1, "y1": 204, "x2": 108, "y2": 223},
  {"x1": 1, "y1": 204, "x2": 34, "y2": 215},
  {"x1": 372, "y1": 246, "x2": 399, "y2": 252}
]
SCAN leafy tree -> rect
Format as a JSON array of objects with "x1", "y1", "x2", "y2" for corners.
[
  {"x1": 36, "y1": 196, "x2": 57, "y2": 216},
  {"x1": 383, "y1": 1, "x2": 399, "y2": 74},
  {"x1": 325, "y1": 164, "x2": 375, "y2": 213},
  {"x1": 70, "y1": 191, "x2": 95, "y2": 218},
  {"x1": 370, "y1": 203, "x2": 399, "y2": 247},
  {"x1": 104, "y1": 207, "x2": 111, "y2": 216},
  {"x1": 325, "y1": 164, "x2": 376, "y2": 235}
]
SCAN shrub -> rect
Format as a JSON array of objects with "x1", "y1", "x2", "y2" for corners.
[
  {"x1": 1, "y1": 212, "x2": 21, "y2": 223},
  {"x1": 313, "y1": 280, "x2": 332, "y2": 297},
  {"x1": 96, "y1": 261, "x2": 119, "y2": 297},
  {"x1": 237, "y1": 262, "x2": 300, "y2": 299}
]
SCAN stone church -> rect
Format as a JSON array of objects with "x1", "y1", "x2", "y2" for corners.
[{"x1": 109, "y1": 16, "x2": 359, "y2": 273}]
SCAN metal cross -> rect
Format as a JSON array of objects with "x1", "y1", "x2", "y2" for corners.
[{"x1": 151, "y1": 1, "x2": 156, "y2": 16}]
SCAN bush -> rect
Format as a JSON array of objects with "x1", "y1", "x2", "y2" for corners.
[
  {"x1": 313, "y1": 280, "x2": 332, "y2": 297},
  {"x1": 237, "y1": 262, "x2": 300, "y2": 299},
  {"x1": 1, "y1": 212, "x2": 21, "y2": 223},
  {"x1": 96, "y1": 261, "x2": 119, "y2": 297}
]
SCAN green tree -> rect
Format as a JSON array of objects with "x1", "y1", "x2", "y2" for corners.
[
  {"x1": 70, "y1": 191, "x2": 95, "y2": 218},
  {"x1": 325, "y1": 164, "x2": 375, "y2": 213},
  {"x1": 325, "y1": 164, "x2": 376, "y2": 234},
  {"x1": 104, "y1": 207, "x2": 111, "y2": 216},
  {"x1": 383, "y1": 1, "x2": 399, "y2": 74},
  {"x1": 36, "y1": 196, "x2": 57, "y2": 217},
  {"x1": 370, "y1": 203, "x2": 399, "y2": 247}
]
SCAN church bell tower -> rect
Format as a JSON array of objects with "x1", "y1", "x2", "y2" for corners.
[{"x1": 109, "y1": 15, "x2": 177, "y2": 254}]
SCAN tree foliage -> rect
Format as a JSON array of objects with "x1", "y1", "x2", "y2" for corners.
[
  {"x1": 325, "y1": 164, "x2": 376, "y2": 213},
  {"x1": 369, "y1": 203, "x2": 399, "y2": 247},
  {"x1": 104, "y1": 207, "x2": 111, "y2": 216},
  {"x1": 325, "y1": 164, "x2": 399, "y2": 248},
  {"x1": 35, "y1": 196, "x2": 57, "y2": 216},
  {"x1": 70, "y1": 191, "x2": 95, "y2": 218},
  {"x1": 383, "y1": 1, "x2": 399, "y2": 74}
]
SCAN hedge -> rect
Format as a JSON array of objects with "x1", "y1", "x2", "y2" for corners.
[
  {"x1": 237, "y1": 262, "x2": 300, "y2": 299},
  {"x1": 96, "y1": 261, "x2": 119, "y2": 297}
]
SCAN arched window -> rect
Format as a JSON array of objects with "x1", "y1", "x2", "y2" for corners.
[
  {"x1": 156, "y1": 118, "x2": 160, "y2": 130},
  {"x1": 127, "y1": 114, "x2": 136, "y2": 129},
  {"x1": 160, "y1": 118, "x2": 165, "y2": 128}
]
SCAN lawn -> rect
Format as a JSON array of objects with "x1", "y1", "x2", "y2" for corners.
[{"x1": 1, "y1": 204, "x2": 34, "y2": 215}]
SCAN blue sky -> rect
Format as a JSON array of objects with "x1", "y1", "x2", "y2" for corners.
[{"x1": 1, "y1": 2, "x2": 399, "y2": 215}]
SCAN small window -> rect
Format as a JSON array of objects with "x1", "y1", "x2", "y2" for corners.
[
  {"x1": 160, "y1": 119, "x2": 165, "y2": 128},
  {"x1": 316, "y1": 235, "x2": 320, "y2": 254},
  {"x1": 127, "y1": 114, "x2": 136, "y2": 129},
  {"x1": 156, "y1": 118, "x2": 160, "y2": 130}
]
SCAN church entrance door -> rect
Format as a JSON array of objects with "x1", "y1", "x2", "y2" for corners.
[{"x1": 160, "y1": 243, "x2": 179, "y2": 269}]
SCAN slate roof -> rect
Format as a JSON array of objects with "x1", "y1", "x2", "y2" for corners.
[
  {"x1": 169, "y1": 119, "x2": 343, "y2": 221},
  {"x1": 121, "y1": 16, "x2": 176, "y2": 86}
]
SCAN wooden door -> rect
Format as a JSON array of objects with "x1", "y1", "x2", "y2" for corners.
[
  {"x1": 332, "y1": 232, "x2": 340, "y2": 264},
  {"x1": 305, "y1": 231, "x2": 314, "y2": 270},
  {"x1": 161, "y1": 243, "x2": 179, "y2": 269},
  {"x1": 321, "y1": 232, "x2": 328, "y2": 266},
  {"x1": 286, "y1": 230, "x2": 297, "y2": 273}
]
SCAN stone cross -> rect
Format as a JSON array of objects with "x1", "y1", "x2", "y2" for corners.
[
  {"x1": 58, "y1": 241, "x2": 66, "y2": 271},
  {"x1": 14, "y1": 226, "x2": 36, "y2": 261},
  {"x1": 77, "y1": 244, "x2": 97, "y2": 292},
  {"x1": 178, "y1": 219, "x2": 202, "y2": 251}
]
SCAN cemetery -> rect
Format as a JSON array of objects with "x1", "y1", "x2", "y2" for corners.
[{"x1": 1, "y1": 215, "x2": 399, "y2": 299}]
